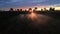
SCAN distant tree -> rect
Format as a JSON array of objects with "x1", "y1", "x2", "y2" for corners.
[
  {"x1": 52, "y1": 8, "x2": 55, "y2": 11},
  {"x1": 33, "y1": 9, "x2": 35, "y2": 12},
  {"x1": 41, "y1": 9, "x2": 43, "y2": 11},
  {"x1": 33, "y1": 7, "x2": 38, "y2": 12},
  {"x1": 44, "y1": 8, "x2": 47, "y2": 11},
  {"x1": 35, "y1": 7, "x2": 37, "y2": 10},
  {"x1": 49, "y1": 7, "x2": 53, "y2": 11},
  {"x1": 20, "y1": 9, "x2": 22, "y2": 11},
  {"x1": 49, "y1": 7, "x2": 55, "y2": 11},
  {"x1": 17, "y1": 9, "x2": 20, "y2": 11},
  {"x1": 25, "y1": 9, "x2": 27, "y2": 11},
  {"x1": 28, "y1": 8, "x2": 32, "y2": 11},
  {"x1": 9, "y1": 8, "x2": 14, "y2": 11}
]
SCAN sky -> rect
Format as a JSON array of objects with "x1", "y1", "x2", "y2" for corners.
[{"x1": 0, "y1": 0, "x2": 60, "y2": 10}]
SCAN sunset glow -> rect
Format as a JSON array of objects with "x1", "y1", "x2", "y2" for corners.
[
  {"x1": 15, "y1": 6, "x2": 60, "y2": 11},
  {"x1": 55, "y1": 7, "x2": 60, "y2": 10}
]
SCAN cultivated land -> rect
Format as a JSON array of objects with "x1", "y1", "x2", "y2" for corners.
[{"x1": 0, "y1": 11, "x2": 60, "y2": 34}]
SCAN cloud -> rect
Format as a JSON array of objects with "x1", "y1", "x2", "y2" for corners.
[
  {"x1": 29, "y1": 0, "x2": 48, "y2": 3},
  {"x1": 40, "y1": 0, "x2": 60, "y2": 5},
  {"x1": 0, "y1": 0, "x2": 60, "y2": 8}
]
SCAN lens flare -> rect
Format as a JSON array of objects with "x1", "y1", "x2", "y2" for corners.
[{"x1": 28, "y1": 11, "x2": 38, "y2": 20}]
